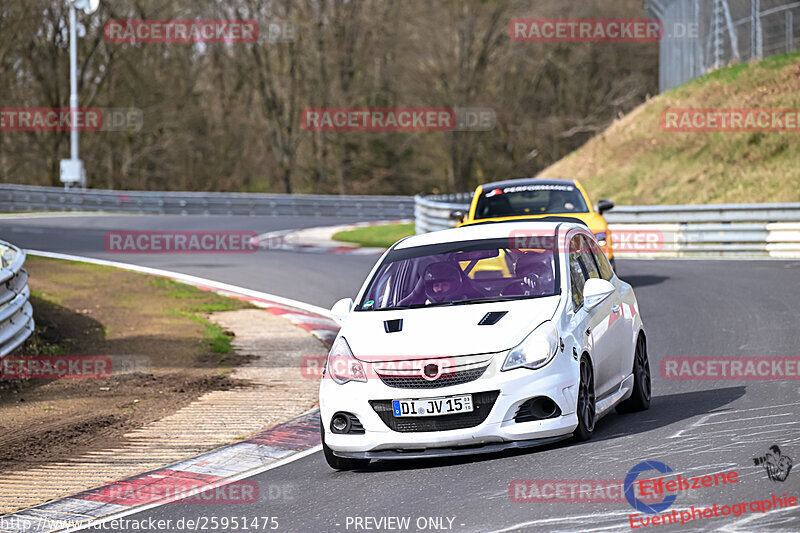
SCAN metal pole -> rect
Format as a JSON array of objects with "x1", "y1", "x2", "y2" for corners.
[
  {"x1": 787, "y1": 11, "x2": 794, "y2": 53},
  {"x1": 60, "y1": 0, "x2": 91, "y2": 190},
  {"x1": 69, "y1": 3, "x2": 79, "y2": 163},
  {"x1": 751, "y1": 0, "x2": 762, "y2": 59},
  {"x1": 714, "y1": 0, "x2": 722, "y2": 68}
]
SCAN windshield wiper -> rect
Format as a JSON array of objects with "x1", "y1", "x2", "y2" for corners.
[
  {"x1": 359, "y1": 303, "x2": 427, "y2": 311},
  {"x1": 447, "y1": 293, "x2": 559, "y2": 306},
  {"x1": 362, "y1": 294, "x2": 557, "y2": 311},
  {"x1": 447, "y1": 297, "x2": 519, "y2": 306}
]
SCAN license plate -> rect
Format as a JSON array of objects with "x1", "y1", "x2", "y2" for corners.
[{"x1": 392, "y1": 394, "x2": 473, "y2": 417}]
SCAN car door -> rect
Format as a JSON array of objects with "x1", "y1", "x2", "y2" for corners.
[
  {"x1": 585, "y1": 237, "x2": 630, "y2": 389},
  {"x1": 570, "y1": 234, "x2": 618, "y2": 398}
]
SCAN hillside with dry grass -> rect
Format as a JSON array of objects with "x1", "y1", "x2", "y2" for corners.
[{"x1": 539, "y1": 52, "x2": 800, "y2": 205}]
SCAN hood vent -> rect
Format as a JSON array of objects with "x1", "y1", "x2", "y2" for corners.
[
  {"x1": 384, "y1": 319, "x2": 403, "y2": 333},
  {"x1": 478, "y1": 311, "x2": 507, "y2": 326}
]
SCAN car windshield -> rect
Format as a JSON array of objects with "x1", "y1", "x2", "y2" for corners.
[
  {"x1": 474, "y1": 183, "x2": 589, "y2": 220},
  {"x1": 357, "y1": 237, "x2": 560, "y2": 311}
]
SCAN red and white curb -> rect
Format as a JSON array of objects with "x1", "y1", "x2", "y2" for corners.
[
  {"x1": 0, "y1": 412, "x2": 322, "y2": 533},
  {"x1": 0, "y1": 252, "x2": 337, "y2": 533},
  {"x1": 198, "y1": 286, "x2": 339, "y2": 348},
  {"x1": 252, "y1": 219, "x2": 411, "y2": 255}
]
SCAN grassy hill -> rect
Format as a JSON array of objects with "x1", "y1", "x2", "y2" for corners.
[{"x1": 539, "y1": 52, "x2": 800, "y2": 205}]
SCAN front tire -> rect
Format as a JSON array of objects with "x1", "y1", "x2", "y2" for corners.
[
  {"x1": 573, "y1": 356, "x2": 596, "y2": 441},
  {"x1": 320, "y1": 419, "x2": 370, "y2": 471},
  {"x1": 616, "y1": 333, "x2": 651, "y2": 413}
]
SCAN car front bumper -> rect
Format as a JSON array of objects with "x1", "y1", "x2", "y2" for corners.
[{"x1": 319, "y1": 348, "x2": 580, "y2": 456}]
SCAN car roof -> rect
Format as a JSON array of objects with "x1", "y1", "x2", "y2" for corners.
[
  {"x1": 477, "y1": 177, "x2": 576, "y2": 190},
  {"x1": 394, "y1": 220, "x2": 587, "y2": 250}
]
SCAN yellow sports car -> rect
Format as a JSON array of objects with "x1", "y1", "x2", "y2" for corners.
[{"x1": 457, "y1": 178, "x2": 616, "y2": 268}]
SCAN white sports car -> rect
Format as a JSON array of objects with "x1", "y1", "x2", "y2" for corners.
[{"x1": 319, "y1": 219, "x2": 650, "y2": 470}]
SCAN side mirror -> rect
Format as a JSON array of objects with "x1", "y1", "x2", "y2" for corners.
[
  {"x1": 330, "y1": 297, "x2": 354, "y2": 324},
  {"x1": 583, "y1": 279, "x2": 616, "y2": 310},
  {"x1": 449, "y1": 209, "x2": 466, "y2": 224},
  {"x1": 596, "y1": 199, "x2": 614, "y2": 215}
]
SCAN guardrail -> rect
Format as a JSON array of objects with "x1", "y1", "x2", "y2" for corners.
[
  {"x1": 415, "y1": 193, "x2": 800, "y2": 258},
  {"x1": 0, "y1": 240, "x2": 34, "y2": 359},
  {"x1": 414, "y1": 193, "x2": 474, "y2": 233},
  {"x1": 5, "y1": 184, "x2": 800, "y2": 258},
  {"x1": 0, "y1": 184, "x2": 416, "y2": 218}
]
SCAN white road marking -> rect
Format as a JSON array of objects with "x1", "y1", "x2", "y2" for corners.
[
  {"x1": 669, "y1": 401, "x2": 800, "y2": 439},
  {"x1": 670, "y1": 414, "x2": 715, "y2": 438},
  {"x1": 699, "y1": 413, "x2": 795, "y2": 426}
]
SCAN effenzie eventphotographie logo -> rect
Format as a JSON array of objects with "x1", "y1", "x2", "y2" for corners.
[{"x1": 753, "y1": 445, "x2": 793, "y2": 482}]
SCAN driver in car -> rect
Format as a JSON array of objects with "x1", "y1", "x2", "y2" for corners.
[
  {"x1": 423, "y1": 262, "x2": 466, "y2": 304},
  {"x1": 396, "y1": 260, "x2": 484, "y2": 307},
  {"x1": 547, "y1": 189, "x2": 576, "y2": 212},
  {"x1": 503, "y1": 253, "x2": 555, "y2": 297}
]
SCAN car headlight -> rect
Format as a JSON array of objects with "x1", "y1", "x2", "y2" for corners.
[
  {"x1": 502, "y1": 321, "x2": 559, "y2": 371},
  {"x1": 326, "y1": 336, "x2": 367, "y2": 385},
  {"x1": 594, "y1": 232, "x2": 608, "y2": 247}
]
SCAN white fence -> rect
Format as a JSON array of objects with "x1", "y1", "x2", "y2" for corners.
[
  {"x1": 0, "y1": 241, "x2": 34, "y2": 358},
  {"x1": 415, "y1": 194, "x2": 800, "y2": 258}
]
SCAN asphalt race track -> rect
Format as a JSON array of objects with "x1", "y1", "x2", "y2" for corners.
[
  {"x1": 2, "y1": 214, "x2": 800, "y2": 532},
  {"x1": 0, "y1": 214, "x2": 376, "y2": 307}
]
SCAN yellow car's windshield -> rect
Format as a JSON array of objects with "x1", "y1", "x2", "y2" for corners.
[{"x1": 475, "y1": 183, "x2": 589, "y2": 219}]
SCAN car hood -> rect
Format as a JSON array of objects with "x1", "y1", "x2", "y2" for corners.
[{"x1": 341, "y1": 296, "x2": 560, "y2": 359}]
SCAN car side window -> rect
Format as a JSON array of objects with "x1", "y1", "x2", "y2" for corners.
[
  {"x1": 568, "y1": 236, "x2": 587, "y2": 311},
  {"x1": 586, "y1": 237, "x2": 614, "y2": 281},
  {"x1": 578, "y1": 235, "x2": 600, "y2": 281}
]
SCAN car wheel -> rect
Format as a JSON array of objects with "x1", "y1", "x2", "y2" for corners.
[
  {"x1": 617, "y1": 333, "x2": 651, "y2": 413},
  {"x1": 320, "y1": 418, "x2": 370, "y2": 471},
  {"x1": 573, "y1": 356, "x2": 596, "y2": 441}
]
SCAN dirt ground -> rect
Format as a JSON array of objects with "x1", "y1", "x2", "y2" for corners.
[{"x1": 0, "y1": 256, "x2": 254, "y2": 474}]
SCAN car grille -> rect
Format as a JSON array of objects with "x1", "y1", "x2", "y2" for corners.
[
  {"x1": 377, "y1": 365, "x2": 488, "y2": 389},
  {"x1": 370, "y1": 391, "x2": 500, "y2": 433}
]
